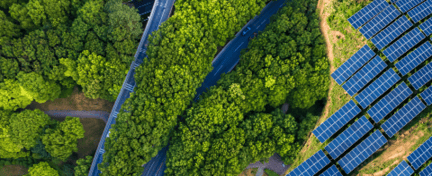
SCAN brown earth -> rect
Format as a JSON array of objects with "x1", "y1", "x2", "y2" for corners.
[{"x1": 0, "y1": 165, "x2": 28, "y2": 176}]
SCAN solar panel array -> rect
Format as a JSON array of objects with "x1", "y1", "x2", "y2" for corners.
[
  {"x1": 408, "y1": 0, "x2": 432, "y2": 23},
  {"x1": 420, "y1": 17, "x2": 432, "y2": 36},
  {"x1": 395, "y1": 42, "x2": 432, "y2": 76},
  {"x1": 360, "y1": 5, "x2": 401, "y2": 39},
  {"x1": 342, "y1": 56, "x2": 387, "y2": 96},
  {"x1": 286, "y1": 150, "x2": 330, "y2": 176},
  {"x1": 331, "y1": 45, "x2": 376, "y2": 85},
  {"x1": 407, "y1": 136, "x2": 432, "y2": 170},
  {"x1": 348, "y1": 0, "x2": 389, "y2": 29},
  {"x1": 408, "y1": 62, "x2": 432, "y2": 90},
  {"x1": 313, "y1": 100, "x2": 361, "y2": 143},
  {"x1": 420, "y1": 163, "x2": 432, "y2": 176},
  {"x1": 338, "y1": 130, "x2": 387, "y2": 174},
  {"x1": 388, "y1": 160, "x2": 415, "y2": 176},
  {"x1": 367, "y1": 82, "x2": 413, "y2": 123},
  {"x1": 381, "y1": 97, "x2": 426, "y2": 138},
  {"x1": 320, "y1": 165, "x2": 343, "y2": 176},
  {"x1": 325, "y1": 116, "x2": 373, "y2": 159},
  {"x1": 383, "y1": 28, "x2": 426, "y2": 62},
  {"x1": 421, "y1": 86, "x2": 432, "y2": 105},
  {"x1": 396, "y1": 0, "x2": 424, "y2": 13},
  {"x1": 371, "y1": 16, "x2": 413, "y2": 50},
  {"x1": 355, "y1": 69, "x2": 401, "y2": 109}
]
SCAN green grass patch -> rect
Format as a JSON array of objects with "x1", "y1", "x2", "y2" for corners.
[{"x1": 264, "y1": 168, "x2": 279, "y2": 176}]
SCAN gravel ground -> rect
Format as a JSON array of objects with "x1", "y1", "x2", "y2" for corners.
[
  {"x1": 44, "y1": 110, "x2": 110, "y2": 123},
  {"x1": 246, "y1": 153, "x2": 290, "y2": 175}
]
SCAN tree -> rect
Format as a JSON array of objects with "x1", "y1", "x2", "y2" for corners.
[
  {"x1": 27, "y1": 162, "x2": 59, "y2": 176},
  {"x1": 0, "y1": 79, "x2": 33, "y2": 111},
  {"x1": 74, "y1": 155, "x2": 93, "y2": 176},
  {"x1": 42, "y1": 117, "x2": 84, "y2": 161},
  {"x1": 16, "y1": 71, "x2": 61, "y2": 103}
]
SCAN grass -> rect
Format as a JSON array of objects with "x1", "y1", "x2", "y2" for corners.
[
  {"x1": 0, "y1": 165, "x2": 28, "y2": 176},
  {"x1": 264, "y1": 168, "x2": 279, "y2": 176}
]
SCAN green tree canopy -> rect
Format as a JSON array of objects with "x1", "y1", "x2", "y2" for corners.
[
  {"x1": 26, "y1": 162, "x2": 59, "y2": 176},
  {"x1": 74, "y1": 155, "x2": 93, "y2": 176}
]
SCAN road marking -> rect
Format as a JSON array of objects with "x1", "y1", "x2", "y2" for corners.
[
  {"x1": 261, "y1": 19, "x2": 266, "y2": 25},
  {"x1": 214, "y1": 65, "x2": 224, "y2": 76},
  {"x1": 280, "y1": 4, "x2": 284, "y2": 7},
  {"x1": 234, "y1": 42, "x2": 245, "y2": 52},
  {"x1": 257, "y1": 24, "x2": 261, "y2": 29}
]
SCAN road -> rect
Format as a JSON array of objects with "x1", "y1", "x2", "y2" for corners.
[
  {"x1": 193, "y1": 0, "x2": 287, "y2": 101},
  {"x1": 44, "y1": 110, "x2": 109, "y2": 123}
]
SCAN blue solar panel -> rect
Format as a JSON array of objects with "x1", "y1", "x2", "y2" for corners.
[
  {"x1": 408, "y1": 62, "x2": 432, "y2": 90},
  {"x1": 367, "y1": 82, "x2": 413, "y2": 123},
  {"x1": 286, "y1": 150, "x2": 330, "y2": 176},
  {"x1": 355, "y1": 69, "x2": 401, "y2": 109},
  {"x1": 325, "y1": 116, "x2": 373, "y2": 159},
  {"x1": 395, "y1": 42, "x2": 432, "y2": 76},
  {"x1": 421, "y1": 86, "x2": 432, "y2": 105},
  {"x1": 408, "y1": 0, "x2": 432, "y2": 23},
  {"x1": 382, "y1": 97, "x2": 426, "y2": 138},
  {"x1": 348, "y1": 0, "x2": 390, "y2": 29},
  {"x1": 397, "y1": 0, "x2": 424, "y2": 12},
  {"x1": 338, "y1": 130, "x2": 387, "y2": 174},
  {"x1": 388, "y1": 160, "x2": 415, "y2": 176},
  {"x1": 320, "y1": 165, "x2": 343, "y2": 176},
  {"x1": 343, "y1": 56, "x2": 387, "y2": 96},
  {"x1": 420, "y1": 17, "x2": 432, "y2": 36},
  {"x1": 360, "y1": 5, "x2": 401, "y2": 39},
  {"x1": 407, "y1": 136, "x2": 432, "y2": 170},
  {"x1": 372, "y1": 16, "x2": 413, "y2": 50},
  {"x1": 313, "y1": 100, "x2": 362, "y2": 143},
  {"x1": 332, "y1": 45, "x2": 376, "y2": 85},
  {"x1": 383, "y1": 28, "x2": 426, "y2": 62},
  {"x1": 420, "y1": 162, "x2": 432, "y2": 176}
]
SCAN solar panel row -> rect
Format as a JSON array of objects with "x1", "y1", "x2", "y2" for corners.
[
  {"x1": 421, "y1": 86, "x2": 432, "y2": 105},
  {"x1": 408, "y1": 62, "x2": 432, "y2": 90},
  {"x1": 355, "y1": 69, "x2": 401, "y2": 109},
  {"x1": 338, "y1": 130, "x2": 387, "y2": 174},
  {"x1": 407, "y1": 136, "x2": 432, "y2": 170},
  {"x1": 348, "y1": 0, "x2": 390, "y2": 29},
  {"x1": 383, "y1": 28, "x2": 426, "y2": 62},
  {"x1": 420, "y1": 17, "x2": 432, "y2": 36},
  {"x1": 342, "y1": 56, "x2": 387, "y2": 96},
  {"x1": 320, "y1": 165, "x2": 343, "y2": 176},
  {"x1": 395, "y1": 42, "x2": 432, "y2": 76},
  {"x1": 388, "y1": 160, "x2": 415, "y2": 176},
  {"x1": 313, "y1": 100, "x2": 362, "y2": 143},
  {"x1": 368, "y1": 82, "x2": 413, "y2": 123},
  {"x1": 396, "y1": 0, "x2": 425, "y2": 13},
  {"x1": 286, "y1": 150, "x2": 330, "y2": 176},
  {"x1": 325, "y1": 116, "x2": 373, "y2": 160},
  {"x1": 331, "y1": 45, "x2": 376, "y2": 85},
  {"x1": 360, "y1": 5, "x2": 401, "y2": 39},
  {"x1": 381, "y1": 97, "x2": 426, "y2": 138},
  {"x1": 408, "y1": 0, "x2": 432, "y2": 23},
  {"x1": 420, "y1": 163, "x2": 432, "y2": 176},
  {"x1": 372, "y1": 16, "x2": 413, "y2": 50}
]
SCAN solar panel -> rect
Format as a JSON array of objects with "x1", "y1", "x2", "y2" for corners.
[
  {"x1": 355, "y1": 69, "x2": 401, "y2": 109},
  {"x1": 331, "y1": 45, "x2": 376, "y2": 85},
  {"x1": 342, "y1": 56, "x2": 387, "y2": 96},
  {"x1": 286, "y1": 150, "x2": 330, "y2": 176},
  {"x1": 420, "y1": 17, "x2": 432, "y2": 36},
  {"x1": 325, "y1": 116, "x2": 373, "y2": 159},
  {"x1": 396, "y1": 0, "x2": 424, "y2": 13},
  {"x1": 320, "y1": 165, "x2": 343, "y2": 176},
  {"x1": 407, "y1": 136, "x2": 432, "y2": 170},
  {"x1": 371, "y1": 16, "x2": 413, "y2": 50},
  {"x1": 421, "y1": 86, "x2": 432, "y2": 105},
  {"x1": 360, "y1": 5, "x2": 401, "y2": 39},
  {"x1": 420, "y1": 162, "x2": 432, "y2": 176},
  {"x1": 381, "y1": 97, "x2": 426, "y2": 138},
  {"x1": 313, "y1": 100, "x2": 362, "y2": 143},
  {"x1": 388, "y1": 160, "x2": 415, "y2": 176},
  {"x1": 348, "y1": 0, "x2": 389, "y2": 29},
  {"x1": 408, "y1": 62, "x2": 432, "y2": 90},
  {"x1": 367, "y1": 82, "x2": 413, "y2": 123},
  {"x1": 408, "y1": 0, "x2": 432, "y2": 23},
  {"x1": 395, "y1": 42, "x2": 432, "y2": 76},
  {"x1": 338, "y1": 130, "x2": 387, "y2": 174},
  {"x1": 383, "y1": 28, "x2": 426, "y2": 62}
]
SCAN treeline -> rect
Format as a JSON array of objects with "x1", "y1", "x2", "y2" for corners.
[
  {"x1": 99, "y1": 0, "x2": 269, "y2": 175},
  {"x1": 164, "y1": 0, "x2": 329, "y2": 174},
  {"x1": 0, "y1": 0, "x2": 143, "y2": 111}
]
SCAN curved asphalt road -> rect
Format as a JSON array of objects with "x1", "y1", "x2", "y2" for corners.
[{"x1": 44, "y1": 110, "x2": 110, "y2": 123}]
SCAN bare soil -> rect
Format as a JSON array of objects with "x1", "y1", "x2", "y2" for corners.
[{"x1": 0, "y1": 165, "x2": 27, "y2": 176}]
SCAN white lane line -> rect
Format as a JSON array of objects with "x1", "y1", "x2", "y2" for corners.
[
  {"x1": 214, "y1": 65, "x2": 224, "y2": 76},
  {"x1": 280, "y1": 3, "x2": 283, "y2": 7},
  {"x1": 261, "y1": 19, "x2": 266, "y2": 25},
  {"x1": 234, "y1": 42, "x2": 245, "y2": 51},
  {"x1": 257, "y1": 24, "x2": 261, "y2": 29}
]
